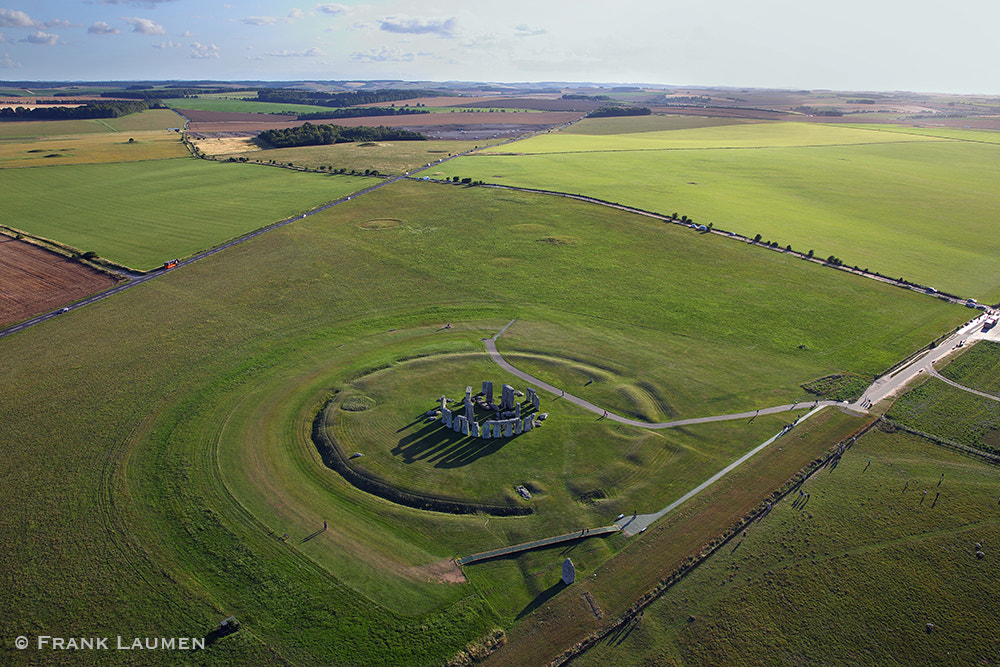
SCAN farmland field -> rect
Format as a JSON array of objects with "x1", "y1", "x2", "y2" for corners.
[
  {"x1": 449, "y1": 118, "x2": 1000, "y2": 301},
  {"x1": 0, "y1": 130, "x2": 188, "y2": 167},
  {"x1": 0, "y1": 176, "x2": 969, "y2": 666},
  {"x1": 204, "y1": 137, "x2": 483, "y2": 174},
  {"x1": 574, "y1": 424, "x2": 1000, "y2": 666},
  {"x1": 0, "y1": 108, "x2": 183, "y2": 138},
  {"x1": 0, "y1": 158, "x2": 373, "y2": 270},
  {"x1": 0, "y1": 234, "x2": 119, "y2": 326}
]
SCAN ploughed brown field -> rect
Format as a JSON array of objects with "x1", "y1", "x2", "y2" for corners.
[{"x1": 0, "y1": 234, "x2": 119, "y2": 327}]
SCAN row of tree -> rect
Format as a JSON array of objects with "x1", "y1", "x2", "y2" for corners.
[
  {"x1": 294, "y1": 106, "x2": 430, "y2": 121},
  {"x1": 588, "y1": 106, "x2": 652, "y2": 118},
  {"x1": 0, "y1": 99, "x2": 158, "y2": 121},
  {"x1": 256, "y1": 88, "x2": 446, "y2": 107},
  {"x1": 258, "y1": 123, "x2": 426, "y2": 148}
]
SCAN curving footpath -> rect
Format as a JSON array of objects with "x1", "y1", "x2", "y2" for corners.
[{"x1": 484, "y1": 319, "x2": 842, "y2": 429}]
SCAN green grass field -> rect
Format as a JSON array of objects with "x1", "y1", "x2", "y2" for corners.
[
  {"x1": 0, "y1": 108, "x2": 183, "y2": 138},
  {"x1": 576, "y1": 421, "x2": 1000, "y2": 665},
  {"x1": 0, "y1": 176, "x2": 970, "y2": 666},
  {"x1": 214, "y1": 139, "x2": 484, "y2": 175},
  {"x1": 448, "y1": 118, "x2": 1000, "y2": 301},
  {"x1": 0, "y1": 158, "x2": 373, "y2": 270}
]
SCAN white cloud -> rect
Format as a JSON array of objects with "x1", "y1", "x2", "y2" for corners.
[
  {"x1": 0, "y1": 8, "x2": 35, "y2": 28},
  {"x1": 288, "y1": 8, "x2": 304, "y2": 20},
  {"x1": 123, "y1": 17, "x2": 165, "y2": 35},
  {"x1": 98, "y1": 0, "x2": 181, "y2": 5},
  {"x1": 264, "y1": 47, "x2": 326, "y2": 57},
  {"x1": 242, "y1": 16, "x2": 284, "y2": 26},
  {"x1": 351, "y1": 46, "x2": 415, "y2": 63},
  {"x1": 88, "y1": 22, "x2": 120, "y2": 35},
  {"x1": 190, "y1": 42, "x2": 220, "y2": 59},
  {"x1": 24, "y1": 31, "x2": 59, "y2": 46},
  {"x1": 153, "y1": 40, "x2": 180, "y2": 49},
  {"x1": 316, "y1": 3, "x2": 348, "y2": 16},
  {"x1": 379, "y1": 17, "x2": 457, "y2": 37},
  {"x1": 514, "y1": 24, "x2": 546, "y2": 37},
  {"x1": 0, "y1": 51, "x2": 19, "y2": 67}
]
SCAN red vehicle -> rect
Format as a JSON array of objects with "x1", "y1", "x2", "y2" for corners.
[{"x1": 163, "y1": 259, "x2": 179, "y2": 269}]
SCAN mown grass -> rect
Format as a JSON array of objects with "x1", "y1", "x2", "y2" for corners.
[
  {"x1": 887, "y1": 380, "x2": 1000, "y2": 454},
  {"x1": 939, "y1": 339, "x2": 1000, "y2": 395},
  {"x1": 450, "y1": 119, "x2": 1000, "y2": 300},
  {"x1": 0, "y1": 158, "x2": 373, "y2": 270},
  {"x1": 0, "y1": 108, "x2": 183, "y2": 138},
  {"x1": 575, "y1": 427, "x2": 1000, "y2": 666},
  {"x1": 0, "y1": 179, "x2": 971, "y2": 666},
  {"x1": 0, "y1": 130, "x2": 188, "y2": 167},
  {"x1": 216, "y1": 139, "x2": 483, "y2": 175}
]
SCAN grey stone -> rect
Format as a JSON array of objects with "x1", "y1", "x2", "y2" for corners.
[
  {"x1": 504, "y1": 421, "x2": 513, "y2": 437},
  {"x1": 562, "y1": 558, "x2": 575, "y2": 584},
  {"x1": 443, "y1": 407, "x2": 452, "y2": 428}
]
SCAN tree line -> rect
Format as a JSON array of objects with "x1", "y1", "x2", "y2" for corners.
[
  {"x1": 256, "y1": 88, "x2": 447, "y2": 108},
  {"x1": 0, "y1": 99, "x2": 159, "y2": 121},
  {"x1": 588, "y1": 106, "x2": 652, "y2": 118},
  {"x1": 294, "y1": 106, "x2": 430, "y2": 121},
  {"x1": 258, "y1": 122, "x2": 427, "y2": 148}
]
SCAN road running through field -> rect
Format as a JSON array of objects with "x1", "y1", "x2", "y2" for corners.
[{"x1": 484, "y1": 319, "x2": 842, "y2": 429}]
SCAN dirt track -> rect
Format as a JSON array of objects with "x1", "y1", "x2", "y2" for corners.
[{"x1": 0, "y1": 234, "x2": 118, "y2": 327}]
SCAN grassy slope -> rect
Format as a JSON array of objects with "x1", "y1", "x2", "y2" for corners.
[
  {"x1": 0, "y1": 179, "x2": 972, "y2": 665},
  {"x1": 449, "y1": 119, "x2": 1000, "y2": 301},
  {"x1": 0, "y1": 159, "x2": 373, "y2": 270},
  {"x1": 575, "y1": 427, "x2": 1000, "y2": 666}
]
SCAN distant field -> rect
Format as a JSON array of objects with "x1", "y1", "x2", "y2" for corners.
[
  {"x1": 0, "y1": 159, "x2": 372, "y2": 270},
  {"x1": 449, "y1": 120, "x2": 1000, "y2": 300},
  {"x1": 0, "y1": 130, "x2": 187, "y2": 167},
  {"x1": 0, "y1": 108, "x2": 182, "y2": 138},
  {"x1": 576, "y1": 426, "x2": 1000, "y2": 666},
  {"x1": 165, "y1": 97, "x2": 337, "y2": 115},
  {"x1": 207, "y1": 138, "x2": 483, "y2": 174},
  {"x1": 841, "y1": 123, "x2": 1000, "y2": 144}
]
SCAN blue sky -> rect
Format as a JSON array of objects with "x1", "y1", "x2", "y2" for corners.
[{"x1": 1, "y1": 0, "x2": 997, "y2": 93}]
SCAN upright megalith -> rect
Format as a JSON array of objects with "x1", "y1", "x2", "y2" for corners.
[
  {"x1": 562, "y1": 558, "x2": 576, "y2": 584},
  {"x1": 501, "y1": 384, "x2": 515, "y2": 411},
  {"x1": 442, "y1": 407, "x2": 453, "y2": 428},
  {"x1": 483, "y1": 381, "x2": 494, "y2": 405},
  {"x1": 464, "y1": 396, "x2": 475, "y2": 423},
  {"x1": 526, "y1": 387, "x2": 539, "y2": 411}
]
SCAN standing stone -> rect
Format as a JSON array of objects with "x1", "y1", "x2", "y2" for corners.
[
  {"x1": 523, "y1": 414, "x2": 534, "y2": 431},
  {"x1": 483, "y1": 381, "x2": 493, "y2": 405},
  {"x1": 493, "y1": 422, "x2": 503, "y2": 438},
  {"x1": 461, "y1": 418, "x2": 470, "y2": 436},
  {"x1": 466, "y1": 386, "x2": 473, "y2": 400},
  {"x1": 504, "y1": 420, "x2": 514, "y2": 437},
  {"x1": 514, "y1": 418, "x2": 523, "y2": 435},
  {"x1": 464, "y1": 396, "x2": 475, "y2": 423},
  {"x1": 482, "y1": 421, "x2": 492, "y2": 439},
  {"x1": 501, "y1": 384, "x2": 515, "y2": 410},
  {"x1": 443, "y1": 407, "x2": 452, "y2": 428},
  {"x1": 440, "y1": 395, "x2": 448, "y2": 411},
  {"x1": 526, "y1": 387, "x2": 537, "y2": 409},
  {"x1": 454, "y1": 415, "x2": 466, "y2": 433},
  {"x1": 532, "y1": 392, "x2": 540, "y2": 410},
  {"x1": 515, "y1": 402, "x2": 521, "y2": 420},
  {"x1": 470, "y1": 421, "x2": 480, "y2": 438},
  {"x1": 562, "y1": 558, "x2": 575, "y2": 584}
]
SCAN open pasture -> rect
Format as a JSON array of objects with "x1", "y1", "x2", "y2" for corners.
[
  {"x1": 575, "y1": 426, "x2": 1000, "y2": 667},
  {"x1": 0, "y1": 178, "x2": 966, "y2": 665},
  {"x1": 0, "y1": 108, "x2": 183, "y2": 138},
  {"x1": 206, "y1": 137, "x2": 483, "y2": 174},
  {"x1": 450, "y1": 120, "x2": 1000, "y2": 300},
  {"x1": 0, "y1": 158, "x2": 372, "y2": 270},
  {"x1": 0, "y1": 129, "x2": 187, "y2": 167}
]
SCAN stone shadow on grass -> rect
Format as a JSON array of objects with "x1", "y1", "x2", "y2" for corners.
[
  {"x1": 393, "y1": 420, "x2": 520, "y2": 468},
  {"x1": 516, "y1": 580, "x2": 568, "y2": 621}
]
